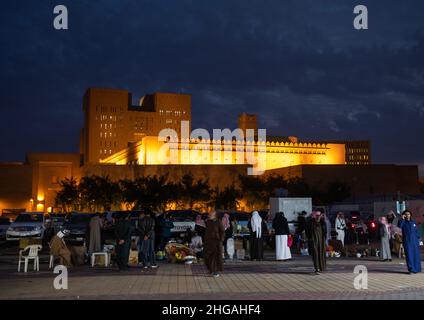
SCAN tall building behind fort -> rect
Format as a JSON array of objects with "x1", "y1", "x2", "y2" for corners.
[{"x1": 81, "y1": 88, "x2": 191, "y2": 164}]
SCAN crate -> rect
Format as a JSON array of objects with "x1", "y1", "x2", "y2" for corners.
[
  {"x1": 236, "y1": 249, "x2": 245, "y2": 260},
  {"x1": 93, "y1": 254, "x2": 107, "y2": 266}
]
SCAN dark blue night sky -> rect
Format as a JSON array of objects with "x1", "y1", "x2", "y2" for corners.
[{"x1": 1, "y1": 1, "x2": 423, "y2": 176}]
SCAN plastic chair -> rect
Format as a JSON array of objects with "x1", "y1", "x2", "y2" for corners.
[
  {"x1": 49, "y1": 254, "x2": 55, "y2": 269},
  {"x1": 18, "y1": 245, "x2": 42, "y2": 272},
  {"x1": 48, "y1": 242, "x2": 56, "y2": 269},
  {"x1": 399, "y1": 244, "x2": 404, "y2": 259},
  {"x1": 91, "y1": 252, "x2": 110, "y2": 267}
]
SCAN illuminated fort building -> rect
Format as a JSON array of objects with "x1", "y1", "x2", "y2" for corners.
[
  {"x1": 82, "y1": 89, "x2": 346, "y2": 170},
  {"x1": 0, "y1": 88, "x2": 420, "y2": 214}
]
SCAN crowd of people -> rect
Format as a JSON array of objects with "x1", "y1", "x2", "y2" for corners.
[{"x1": 48, "y1": 208, "x2": 423, "y2": 276}]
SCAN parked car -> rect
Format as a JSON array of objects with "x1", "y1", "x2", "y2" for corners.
[
  {"x1": 6, "y1": 212, "x2": 46, "y2": 241},
  {"x1": 0, "y1": 217, "x2": 11, "y2": 239},
  {"x1": 50, "y1": 213, "x2": 67, "y2": 233},
  {"x1": 43, "y1": 213, "x2": 68, "y2": 243},
  {"x1": 102, "y1": 211, "x2": 142, "y2": 241},
  {"x1": 345, "y1": 211, "x2": 377, "y2": 244},
  {"x1": 62, "y1": 213, "x2": 95, "y2": 246},
  {"x1": 165, "y1": 210, "x2": 205, "y2": 237},
  {"x1": 217, "y1": 211, "x2": 251, "y2": 236}
]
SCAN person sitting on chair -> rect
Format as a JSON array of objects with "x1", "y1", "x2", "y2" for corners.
[
  {"x1": 50, "y1": 230, "x2": 73, "y2": 267},
  {"x1": 190, "y1": 231, "x2": 204, "y2": 260}
]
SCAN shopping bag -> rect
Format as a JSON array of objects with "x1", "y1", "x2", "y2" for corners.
[{"x1": 287, "y1": 234, "x2": 293, "y2": 248}]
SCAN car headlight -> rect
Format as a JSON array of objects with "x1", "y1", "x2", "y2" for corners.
[
  {"x1": 7, "y1": 227, "x2": 14, "y2": 232},
  {"x1": 34, "y1": 226, "x2": 42, "y2": 231}
]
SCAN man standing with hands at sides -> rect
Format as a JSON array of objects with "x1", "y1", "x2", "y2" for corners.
[
  {"x1": 204, "y1": 211, "x2": 225, "y2": 278},
  {"x1": 335, "y1": 212, "x2": 346, "y2": 246},
  {"x1": 399, "y1": 210, "x2": 422, "y2": 274},
  {"x1": 138, "y1": 212, "x2": 157, "y2": 269},
  {"x1": 306, "y1": 211, "x2": 327, "y2": 274},
  {"x1": 114, "y1": 214, "x2": 132, "y2": 271}
]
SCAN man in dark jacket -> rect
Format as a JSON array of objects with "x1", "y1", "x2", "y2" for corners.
[
  {"x1": 114, "y1": 214, "x2": 132, "y2": 271},
  {"x1": 137, "y1": 211, "x2": 157, "y2": 268},
  {"x1": 159, "y1": 213, "x2": 174, "y2": 251},
  {"x1": 305, "y1": 211, "x2": 327, "y2": 274}
]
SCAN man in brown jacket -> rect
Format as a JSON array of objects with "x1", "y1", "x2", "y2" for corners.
[
  {"x1": 50, "y1": 231, "x2": 73, "y2": 267},
  {"x1": 204, "y1": 211, "x2": 225, "y2": 277}
]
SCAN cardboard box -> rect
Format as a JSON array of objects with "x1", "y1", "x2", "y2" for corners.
[
  {"x1": 236, "y1": 249, "x2": 245, "y2": 260},
  {"x1": 70, "y1": 246, "x2": 86, "y2": 266},
  {"x1": 234, "y1": 239, "x2": 244, "y2": 250},
  {"x1": 129, "y1": 250, "x2": 138, "y2": 264}
]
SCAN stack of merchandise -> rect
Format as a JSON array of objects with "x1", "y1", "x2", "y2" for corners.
[{"x1": 165, "y1": 243, "x2": 195, "y2": 263}]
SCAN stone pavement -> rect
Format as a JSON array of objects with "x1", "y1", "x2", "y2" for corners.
[{"x1": 0, "y1": 253, "x2": 423, "y2": 300}]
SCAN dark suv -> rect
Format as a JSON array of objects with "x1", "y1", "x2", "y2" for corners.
[
  {"x1": 102, "y1": 211, "x2": 142, "y2": 241},
  {"x1": 62, "y1": 213, "x2": 95, "y2": 246}
]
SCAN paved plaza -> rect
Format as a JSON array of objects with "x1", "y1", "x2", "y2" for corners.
[{"x1": 0, "y1": 247, "x2": 423, "y2": 300}]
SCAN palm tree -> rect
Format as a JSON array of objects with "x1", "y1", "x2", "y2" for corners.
[
  {"x1": 138, "y1": 175, "x2": 171, "y2": 212},
  {"x1": 213, "y1": 185, "x2": 242, "y2": 210},
  {"x1": 238, "y1": 174, "x2": 268, "y2": 209},
  {"x1": 180, "y1": 174, "x2": 211, "y2": 210},
  {"x1": 119, "y1": 179, "x2": 138, "y2": 210},
  {"x1": 55, "y1": 177, "x2": 80, "y2": 212},
  {"x1": 78, "y1": 175, "x2": 121, "y2": 212}
]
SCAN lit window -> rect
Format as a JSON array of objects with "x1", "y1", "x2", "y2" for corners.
[{"x1": 100, "y1": 132, "x2": 103, "y2": 138}]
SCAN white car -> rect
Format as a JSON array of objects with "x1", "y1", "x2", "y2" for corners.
[{"x1": 6, "y1": 213, "x2": 46, "y2": 241}]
